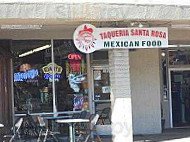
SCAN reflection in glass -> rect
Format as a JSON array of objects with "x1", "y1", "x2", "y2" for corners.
[
  {"x1": 13, "y1": 40, "x2": 89, "y2": 115},
  {"x1": 171, "y1": 71, "x2": 190, "y2": 127},
  {"x1": 93, "y1": 67, "x2": 111, "y2": 125},
  {"x1": 12, "y1": 40, "x2": 53, "y2": 113},
  {"x1": 53, "y1": 40, "x2": 88, "y2": 112},
  {"x1": 169, "y1": 49, "x2": 190, "y2": 65}
]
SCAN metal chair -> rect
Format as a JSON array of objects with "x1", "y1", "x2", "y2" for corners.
[
  {"x1": 3, "y1": 117, "x2": 23, "y2": 142},
  {"x1": 37, "y1": 116, "x2": 59, "y2": 142},
  {"x1": 98, "y1": 107, "x2": 111, "y2": 125},
  {"x1": 77, "y1": 114, "x2": 101, "y2": 142},
  {"x1": 73, "y1": 111, "x2": 88, "y2": 135},
  {"x1": 72, "y1": 113, "x2": 81, "y2": 119},
  {"x1": 79, "y1": 111, "x2": 88, "y2": 119}
]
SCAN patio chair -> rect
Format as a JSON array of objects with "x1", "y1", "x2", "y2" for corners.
[
  {"x1": 72, "y1": 112, "x2": 81, "y2": 119},
  {"x1": 37, "y1": 116, "x2": 59, "y2": 142},
  {"x1": 79, "y1": 111, "x2": 88, "y2": 119},
  {"x1": 3, "y1": 117, "x2": 23, "y2": 142},
  {"x1": 77, "y1": 114, "x2": 101, "y2": 142},
  {"x1": 74, "y1": 111, "x2": 88, "y2": 134},
  {"x1": 98, "y1": 107, "x2": 111, "y2": 125}
]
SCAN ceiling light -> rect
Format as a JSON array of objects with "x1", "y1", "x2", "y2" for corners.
[
  {"x1": 138, "y1": 23, "x2": 143, "y2": 28},
  {"x1": 130, "y1": 22, "x2": 135, "y2": 26},
  {"x1": 19, "y1": 44, "x2": 51, "y2": 57},
  {"x1": 1, "y1": 25, "x2": 43, "y2": 30},
  {"x1": 161, "y1": 52, "x2": 166, "y2": 57}
]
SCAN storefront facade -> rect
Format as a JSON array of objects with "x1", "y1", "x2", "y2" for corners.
[{"x1": 0, "y1": 1, "x2": 190, "y2": 142}]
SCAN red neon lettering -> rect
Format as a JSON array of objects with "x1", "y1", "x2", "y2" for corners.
[{"x1": 68, "y1": 54, "x2": 82, "y2": 60}]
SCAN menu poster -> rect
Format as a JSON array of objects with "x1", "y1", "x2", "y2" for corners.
[
  {"x1": 94, "y1": 70, "x2": 101, "y2": 80},
  {"x1": 73, "y1": 94, "x2": 84, "y2": 110},
  {"x1": 102, "y1": 86, "x2": 110, "y2": 93}
]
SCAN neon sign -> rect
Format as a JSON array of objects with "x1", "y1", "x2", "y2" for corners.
[
  {"x1": 42, "y1": 63, "x2": 62, "y2": 74},
  {"x1": 68, "y1": 53, "x2": 82, "y2": 60},
  {"x1": 42, "y1": 63, "x2": 63, "y2": 82},
  {"x1": 14, "y1": 69, "x2": 39, "y2": 82},
  {"x1": 67, "y1": 53, "x2": 83, "y2": 74},
  {"x1": 44, "y1": 74, "x2": 61, "y2": 82}
]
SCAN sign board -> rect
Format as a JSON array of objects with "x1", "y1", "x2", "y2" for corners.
[
  {"x1": 73, "y1": 24, "x2": 168, "y2": 53},
  {"x1": 42, "y1": 63, "x2": 63, "y2": 82}
]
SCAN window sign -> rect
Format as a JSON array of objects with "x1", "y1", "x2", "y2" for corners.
[
  {"x1": 66, "y1": 53, "x2": 85, "y2": 76},
  {"x1": 73, "y1": 94, "x2": 84, "y2": 111},
  {"x1": 68, "y1": 74, "x2": 86, "y2": 92},
  {"x1": 73, "y1": 24, "x2": 168, "y2": 53},
  {"x1": 42, "y1": 63, "x2": 62, "y2": 82},
  {"x1": 102, "y1": 86, "x2": 110, "y2": 94},
  {"x1": 14, "y1": 69, "x2": 39, "y2": 82},
  {"x1": 94, "y1": 70, "x2": 101, "y2": 80}
]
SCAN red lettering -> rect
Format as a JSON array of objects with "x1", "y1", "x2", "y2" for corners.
[
  {"x1": 68, "y1": 54, "x2": 82, "y2": 60},
  {"x1": 163, "y1": 32, "x2": 166, "y2": 39},
  {"x1": 116, "y1": 30, "x2": 119, "y2": 37},
  {"x1": 131, "y1": 29, "x2": 134, "y2": 36},
  {"x1": 99, "y1": 33, "x2": 104, "y2": 40},
  {"x1": 151, "y1": 30, "x2": 166, "y2": 39}
]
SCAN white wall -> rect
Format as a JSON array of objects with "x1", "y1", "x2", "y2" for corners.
[
  {"x1": 129, "y1": 49, "x2": 162, "y2": 134},
  {"x1": 1, "y1": 0, "x2": 190, "y2": 6}
]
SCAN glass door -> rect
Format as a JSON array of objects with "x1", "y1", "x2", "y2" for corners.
[
  {"x1": 170, "y1": 70, "x2": 190, "y2": 127},
  {"x1": 92, "y1": 66, "x2": 111, "y2": 135}
]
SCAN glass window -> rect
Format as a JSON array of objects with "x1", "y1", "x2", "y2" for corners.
[
  {"x1": 12, "y1": 40, "x2": 53, "y2": 114},
  {"x1": 93, "y1": 69, "x2": 110, "y2": 101},
  {"x1": 169, "y1": 49, "x2": 190, "y2": 65},
  {"x1": 92, "y1": 67, "x2": 111, "y2": 125},
  {"x1": 53, "y1": 40, "x2": 88, "y2": 112},
  {"x1": 13, "y1": 39, "x2": 89, "y2": 115}
]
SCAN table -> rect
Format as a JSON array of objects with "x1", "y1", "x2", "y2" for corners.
[
  {"x1": 43, "y1": 115, "x2": 72, "y2": 120},
  {"x1": 0, "y1": 123, "x2": 4, "y2": 128},
  {"x1": 56, "y1": 119, "x2": 89, "y2": 142},
  {"x1": 43, "y1": 115, "x2": 72, "y2": 131}
]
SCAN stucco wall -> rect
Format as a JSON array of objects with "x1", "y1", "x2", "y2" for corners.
[
  {"x1": 0, "y1": 1, "x2": 190, "y2": 20},
  {"x1": 129, "y1": 49, "x2": 162, "y2": 134}
]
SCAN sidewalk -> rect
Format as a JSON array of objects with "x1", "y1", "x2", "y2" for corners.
[
  {"x1": 8, "y1": 128, "x2": 190, "y2": 142},
  {"x1": 134, "y1": 128, "x2": 190, "y2": 142},
  {"x1": 101, "y1": 128, "x2": 190, "y2": 142}
]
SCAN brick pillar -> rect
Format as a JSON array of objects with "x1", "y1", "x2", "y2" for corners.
[{"x1": 109, "y1": 49, "x2": 133, "y2": 142}]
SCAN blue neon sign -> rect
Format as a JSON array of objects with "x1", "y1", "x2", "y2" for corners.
[
  {"x1": 14, "y1": 69, "x2": 39, "y2": 82},
  {"x1": 44, "y1": 73, "x2": 61, "y2": 82}
]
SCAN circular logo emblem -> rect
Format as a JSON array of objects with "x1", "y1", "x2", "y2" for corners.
[{"x1": 73, "y1": 24, "x2": 97, "y2": 53}]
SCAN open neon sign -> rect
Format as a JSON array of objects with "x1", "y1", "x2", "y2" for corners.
[
  {"x1": 14, "y1": 69, "x2": 39, "y2": 82},
  {"x1": 68, "y1": 53, "x2": 82, "y2": 60}
]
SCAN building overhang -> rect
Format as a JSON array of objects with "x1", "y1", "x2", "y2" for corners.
[
  {"x1": 0, "y1": 1, "x2": 190, "y2": 42},
  {"x1": 0, "y1": 1, "x2": 190, "y2": 20}
]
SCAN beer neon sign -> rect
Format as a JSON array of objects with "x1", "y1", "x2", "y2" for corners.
[
  {"x1": 42, "y1": 63, "x2": 63, "y2": 82},
  {"x1": 14, "y1": 69, "x2": 39, "y2": 82}
]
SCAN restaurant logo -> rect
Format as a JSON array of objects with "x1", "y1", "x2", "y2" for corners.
[
  {"x1": 73, "y1": 24, "x2": 168, "y2": 54},
  {"x1": 73, "y1": 24, "x2": 97, "y2": 53}
]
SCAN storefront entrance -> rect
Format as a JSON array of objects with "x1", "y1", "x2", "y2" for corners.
[
  {"x1": 92, "y1": 66, "x2": 111, "y2": 135},
  {"x1": 169, "y1": 69, "x2": 190, "y2": 127}
]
